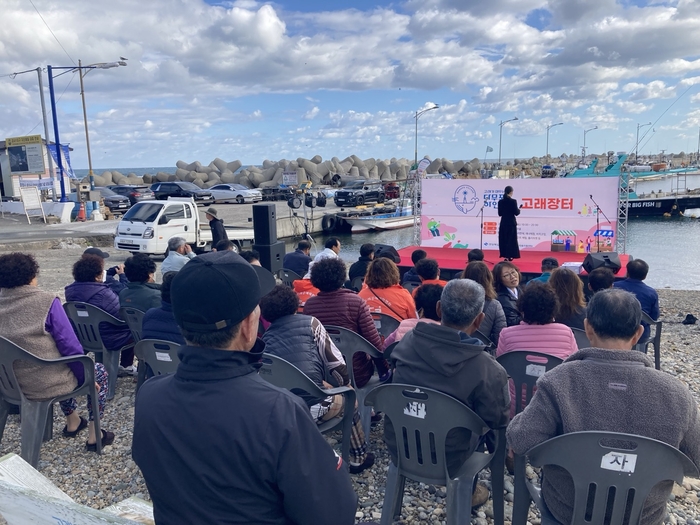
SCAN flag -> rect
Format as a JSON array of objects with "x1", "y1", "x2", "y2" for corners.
[{"x1": 486, "y1": 146, "x2": 494, "y2": 153}]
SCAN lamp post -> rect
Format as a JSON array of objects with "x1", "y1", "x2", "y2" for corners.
[
  {"x1": 636, "y1": 122, "x2": 651, "y2": 164},
  {"x1": 414, "y1": 104, "x2": 439, "y2": 170},
  {"x1": 545, "y1": 122, "x2": 563, "y2": 158},
  {"x1": 583, "y1": 126, "x2": 598, "y2": 161},
  {"x1": 498, "y1": 117, "x2": 518, "y2": 167}
]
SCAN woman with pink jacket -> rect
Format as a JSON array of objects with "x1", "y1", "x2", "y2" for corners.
[{"x1": 496, "y1": 282, "x2": 578, "y2": 417}]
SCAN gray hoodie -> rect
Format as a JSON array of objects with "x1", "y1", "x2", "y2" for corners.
[{"x1": 507, "y1": 347, "x2": 700, "y2": 525}]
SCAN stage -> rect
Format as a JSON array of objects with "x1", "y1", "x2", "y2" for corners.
[{"x1": 395, "y1": 247, "x2": 629, "y2": 280}]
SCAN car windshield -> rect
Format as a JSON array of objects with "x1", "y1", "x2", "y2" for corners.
[
  {"x1": 178, "y1": 182, "x2": 201, "y2": 190},
  {"x1": 345, "y1": 181, "x2": 365, "y2": 189},
  {"x1": 99, "y1": 188, "x2": 117, "y2": 196},
  {"x1": 122, "y1": 202, "x2": 164, "y2": 222}
]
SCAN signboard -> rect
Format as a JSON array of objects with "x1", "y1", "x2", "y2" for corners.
[
  {"x1": 47, "y1": 144, "x2": 76, "y2": 179},
  {"x1": 19, "y1": 177, "x2": 54, "y2": 190},
  {"x1": 282, "y1": 171, "x2": 298, "y2": 185},
  {"x1": 420, "y1": 178, "x2": 619, "y2": 252},
  {"x1": 18, "y1": 186, "x2": 46, "y2": 224},
  {"x1": 5, "y1": 135, "x2": 45, "y2": 176}
]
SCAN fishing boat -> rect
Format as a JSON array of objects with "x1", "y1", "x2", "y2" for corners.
[{"x1": 340, "y1": 205, "x2": 415, "y2": 232}]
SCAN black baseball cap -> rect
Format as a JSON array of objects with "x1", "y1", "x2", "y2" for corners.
[
  {"x1": 84, "y1": 247, "x2": 110, "y2": 259},
  {"x1": 171, "y1": 251, "x2": 275, "y2": 333}
]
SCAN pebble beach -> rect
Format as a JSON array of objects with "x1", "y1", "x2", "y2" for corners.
[{"x1": 1, "y1": 244, "x2": 699, "y2": 524}]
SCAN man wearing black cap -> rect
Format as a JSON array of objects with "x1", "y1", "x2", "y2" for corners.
[
  {"x1": 528, "y1": 257, "x2": 559, "y2": 285},
  {"x1": 132, "y1": 251, "x2": 357, "y2": 525}
]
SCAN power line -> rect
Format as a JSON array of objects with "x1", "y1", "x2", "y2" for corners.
[
  {"x1": 28, "y1": 0, "x2": 76, "y2": 66},
  {"x1": 24, "y1": 71, "x2": 78, "y2": 136}
]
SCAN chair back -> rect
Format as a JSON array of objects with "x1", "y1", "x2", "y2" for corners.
[
  {"x1": 63, "y1": 301, "x2": 125, "y2": 353},
  {"x1": 527, "y1": 431, "x2": 699, "y2": 525},
  {"x1": 278, "y1": 268, "x2": 302, "y2": 287},
  {"x1": 571, "y1": 327, "x2": 591, "y2": 349},
  {"x1": 0, "y1": 337, "x2": 34, "y2": 405},
  {"x1": 402, "y1": 281, "x2": 421, "y2": 293},
  {"x1": 350, "y1": 276, "x2": 364, "y2": 292},
  {"x1": 365, "y1": 384, "x2": 491, "y2": 486},
  {"x1": 371, "y1": 313, "x2": 400, "y2": 339},
  {"x1": 120, "y1": 307, "x2": 145, "y2": 343},
  {"x1": 384, "y1": 341, "x2": 399, "y2": 362},
  {"x1": 259, "y1": 353, "x2": 326, "y2": 401},
  {"x1": 324, "y1": 325, "x2": 382, "y2": 388},
  {"x1": 496, "y1": 351, "x2": 563, "y2": 414},
  {"x1": 134, "y1": 339, "x2": 181, "y2": 377}
]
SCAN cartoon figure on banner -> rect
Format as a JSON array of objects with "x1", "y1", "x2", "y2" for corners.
[
  {"x1": 452, "y1": 185, "x2": 479, "y2": 214},
  {"x1": 577, "y1": 241, "x2": 585, "y2": 253},
  {"x1": 565, "y1": 237, "x2": 572, "y2": 251},
  {"x1": 586, "y1": 237, "x2": 592, "y2": 253},
  {"x1": 427, "y1": 218, "x2": 441, "y2": 237}
]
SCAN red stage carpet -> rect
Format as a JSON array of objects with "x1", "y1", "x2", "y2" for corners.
[{"x1": 396, "y1": 247, "x2": 629, "y2": 279}]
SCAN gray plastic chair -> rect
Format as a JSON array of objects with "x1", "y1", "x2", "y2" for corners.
[
  {"x1": 134, "y1": 339, "x2": 181, "y2": 393},
  {"x1": 371, "y1": 313, "x2": 400, "y2": 339},
  {"x1": 0, "y1": 337, "x2": 102, "y2": 467},
  {"x1": 365, "y1": 384, "x2": 505, "y2": 525},
  {"x1": 571, "y1": 327, "x2": 590, "y2": 350},
  {"x1": 402, "y1": 281, "x2": 421, "y2": 293},
  {"x1": 63, "y1": 301, "x2": 132, "y2": 400},
  {"x1": 473, "y1": 329, "x2": 495, "y2": 354},
  {"x1": 277, "y1": 268, "x2": 302, "y2": 287},
  {"x1": 350, "y1": 276, "x2": 365, "y2": 292},
  {"x1": 324, "y1": 325, "x2": 384, "y2": 445},
  {"x1": 512, "y1": 431, "x2": 699, "y2": 525},
  {"x1": 635, "y1": 312, "x2": 662, "y2": 370},
  {"x1": 384, "y1": 341, "x2": 399, "y2": 365},
  {"x1": 259, "y1": 353, "x2": 355, "y2": 464},
  {"x1": 119, "y1": 307, "x2": 145, "y2": 343}
]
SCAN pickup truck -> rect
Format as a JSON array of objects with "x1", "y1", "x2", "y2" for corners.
[{"x1": 114, "y1": 197, "x2": 255, "y2": 256}]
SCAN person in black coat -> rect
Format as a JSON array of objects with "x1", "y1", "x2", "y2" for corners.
[
  {"x1": 205, "y1": 207, "x2": 229, "y2": 249},
  {"x1": 497, "y1": 185, "x2": 521, "y2": 260}
]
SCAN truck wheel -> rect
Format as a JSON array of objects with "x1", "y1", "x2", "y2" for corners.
[
  {"x1": 378, "y1": 193, "x2": 385, "y2": 203},
  {"x1": 236, "y1": 195, "x2": 245, "y2": 204}
]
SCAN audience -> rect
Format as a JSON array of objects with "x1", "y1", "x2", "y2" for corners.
[
  {"x1": 349, "y1": 243, "x2": 374, "y2": 281},
  {"x1": 214, "y1": 240, "x2": 235, "y2": 252},
  {"x1": 161, "y1": 237, "x2": 196, "y2": 274},
  {"x1": 549, "y1": 267, "x2": 587, "y2": 330},
  {"x1": 493, "y1": 261, "x2": 523, "y2": 327},
  {"x1": 528, "y1": 257, "x2": 558, "y2": 285},
  {"x1": 383, "y1": 283, "x2": 442, "y2": 348},
  {"x1": 467, "y1": 249, "x2": 484, "y2": 262},
  {"x1": 282, "y1": 240, "x2": 312, "y2": 277},
  {"x1": 401, "y1": 249, "x2": 426, "y2": 285},
  {"x1": 0, "y1": 253, "x2": 113, "y2": 451},
  {"x1": 614, "y1": 259, "x2": 659, "y2": 341},
  {"x1": 141, "y1": 272, "x2": 185, "y2": 345},
  {"x1": 292, "y1": 273, "x2": 320, "y2": 313},
  {"x1": 240, "y1": 250, "x2": 261, "y2": 266},
  {"x1": 358, "y1": 258, "x2": 417, "y2": 321},
  {"x1": 133, "y1": 251, "x2": 357, "y2": 524},
  {"x1": 316, "y1": 237, "x2": 341, "y2": 261},
  {"x1": 461, "y1": 261, "x2": 507, "y2": 345},
  {"x1": 587, "y1": 266, "x2": 615, "y2": 293},
  {"x1": 507, "y1": 289, "x2": 700, "y2": 525},
  {"x1": 413, "y1": 258, "x2": 448, "y2": 294},
  {"x1": 83, "y1": 247, "x2": 129, "y2": 294},
  {"x1": 303, "y1": 257, "x2": 390, "y2": 386},
  {"x1": 260, "y1": 285, "x2": 374, "y2": 474}
]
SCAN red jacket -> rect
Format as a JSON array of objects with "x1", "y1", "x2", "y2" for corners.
[
  {"x1": 358, "y1": 284, "x2": 417, "y2": 321},
  {"x1": 412, "y1": 279, "x2": 449, "y2": 297},
  {"x1": 293, "y1": 279, "x2": 320, "y2": 313}
]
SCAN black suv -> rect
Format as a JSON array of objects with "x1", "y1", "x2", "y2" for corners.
[
  {"x1": 333, "y1": 180, "x2": 385, "y2": 207},
  {"x1": 108, "y1": 185, "x2": 155, "y2": 205},
  {"x1": 98, "y1": 187, "x2": 131, "y2": 213},
  {"x1": 150, "y1": 181, "x2": 215, "y2": 205}
]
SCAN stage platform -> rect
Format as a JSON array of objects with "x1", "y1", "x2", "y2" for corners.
[{"x1": 396, "y1": 247, "x2": 629, "y2": 280}]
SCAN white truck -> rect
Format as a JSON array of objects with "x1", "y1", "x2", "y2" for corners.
[{"x1": 114, "y1": 197, "x2": 255, "y2": 256}]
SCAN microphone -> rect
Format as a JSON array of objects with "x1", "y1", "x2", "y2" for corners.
[
  {"x1": 589, "y1": 194, "x2": 593, "y2": 199},
  {"x1": 519, "y1": 204, "x2": 523, "y2": 208}
]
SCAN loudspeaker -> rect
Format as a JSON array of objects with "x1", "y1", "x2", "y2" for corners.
[
  {"x1": 253, "y1": 241, "x2": 285, "y2": 275},
  {"x1": 253, "y1": 203, "x2": 277, "y2": 245},
  {"x1": 582, "y1": 252, "x2": 622, "y2": 274},
  {"x1": 374, "y1": 244, "x2": 401, "y2": 263}
]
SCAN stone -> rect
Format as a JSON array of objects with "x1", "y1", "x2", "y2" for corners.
[
  {"x1": 227, "y1": 160, "x2": 242, "y2": 173},
  {"x1": 175, "y1": 168, "x2": 189, "y2": 179},
  {"x1": 211, "y1": 158, "x2": 228, "y2": 172},
  {"x1": 175, "y1": 160, "x2": 188, "y2": 169}
]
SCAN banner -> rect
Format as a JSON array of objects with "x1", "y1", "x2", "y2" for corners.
[
  {"x1": 47, "y1": 144, "x2": 76, "y2": 179},
  {"x1": 421, "y1": 178, "x2": 619, "y2": 253},
  {"x1": 5, "y1": 135, "x2": 45, "y2": 176}
]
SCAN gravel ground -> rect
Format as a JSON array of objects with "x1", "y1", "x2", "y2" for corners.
[{"x1": 1, "y1": 245, "x2": 699, "y2": 524}]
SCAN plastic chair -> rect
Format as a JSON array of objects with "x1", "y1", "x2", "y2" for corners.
[
  {"x1": 402, "y1": 281, "x2": 421, "y2": 293},
  {"x1": 119, "y1": 307, "x2": 145, "y2": 343},
  {"x1": 134, "y1": 339, "x2": 181, "y2": 393},
  {"x1": 473, "y1": 329, "x2": 495, "y2": 354},
  {"x1": 512, "y1": 431, "x2": 699, "y2": 525},
  {"x1": 324, "y1": 325, "x2": 383, "y2": 445},
  {"x1": 63, "y1": 301, "x2": 132, "y2": 400},
  {"x1": 350, "y1": 276, "x2": 365, "y2": 292},
  {"x1": 635, "y1": 312, "x2": 662, "y2": 370},
  {"x1": 365, "y1": 384, "x2": 505, "y2": 525},
  {"x1": 259, "y1": 353, "x2": 355, "y2": 464},
  {"x1": 571, "y1": 327, "x2": 590, "y2": 350},
  {"x1": 384, "y1": 341, "x2": 399, "y2": 364},
  {"x1": 0, "y1": 337, "x2": 102, "y2": 467},
  {"x1": 371, "y1": 313, "x2": 400, "y2": 339},
  {"x1": 277, "y1": 268, "x2": 302, "y2": 287}
]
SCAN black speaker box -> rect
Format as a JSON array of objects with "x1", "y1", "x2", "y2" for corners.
[
  {"x1": 254, "y1": 242, "x2": 285, "y2": 275},
  {"x1": 582, "y1": 252, "x2": 622, "y2": 274},
  {"x1": 374, "y1": 244, "x2": 401, "y2": 263},
  {"x1": 252, "y1": 203, "x2": 278, "y2": 245}
]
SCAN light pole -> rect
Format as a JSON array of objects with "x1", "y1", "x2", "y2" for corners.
[
  {"x1": 636, "y1": 122, "x2": 651, "y2": 164},
  {"x1": 583, "y1": 126, "x2": 598, "y2": 161},
  {"x1": 498, "y1": 117, "x2": 518, "y2": 167},
  {"x1": 545, "y1": 122, "x2": 563, "y2": 157},
  {"x1": 414, "y1": 104, "x2": 439, "y2": 170}
]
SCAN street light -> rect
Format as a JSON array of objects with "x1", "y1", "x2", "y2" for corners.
[
  {"x1": 636, "y1": 122, "x2": 652, "y2": 164},
  {"x1": 414, "y1": 104, "x2": 439, "y2": 170},
  {"x1": 545, "y1": 122, "x2": 563, "y2": 157},
  {"x1": 583, "y1": 125, "x2": 598, "y2": 161},
  {"x1": 47, "y1": 59, "x2": 127, "y2": 202},
  {"x1": 498, "y1": 117, "x2": 518, "y2": 167}
]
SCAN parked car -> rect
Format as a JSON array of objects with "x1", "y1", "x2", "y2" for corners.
[
  {"x1": 261, "y1": 185, "x2": 295, "y2": 201},
  {"x1": 208, "y1": 183, "x2": 263, "y2": 204},
  {"x1": 98, "y1": 187, "x2": 131, "y2": 214},
  {"x1": 149, "y1": 181, "x2": 215, "y2": 205},
  {"x1": 108, "y1": 185, "x2": 155, "y2": 205},
  {"x1": 333, "y1": 180, "x2": 385, "y2": 207}
]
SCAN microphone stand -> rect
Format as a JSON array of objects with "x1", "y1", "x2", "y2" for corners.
[
  {"x1": 589, "y1": 194, "x2": 612, "y2": 252},
  {"x1": 479, "y1": 205, "x2": 485, "y2": 248}
]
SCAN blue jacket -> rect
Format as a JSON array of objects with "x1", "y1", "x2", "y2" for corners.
[
  {"x1": 528, "y1": 272, "x2": 551, "y2": 284},
  {"x1": 282, "y1": 249, "x2": 312, "y2": 277},
  {"x1": 401, "y1": 266, "x2": 421, "y2": 285},
  {"x1": 142, "y1": 302, "x2": 185, "y2": 345},
  {"x1": 614, "y1": 278, "x2": 659, "y2": 340}
]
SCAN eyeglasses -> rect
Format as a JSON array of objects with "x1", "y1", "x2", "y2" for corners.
[{"x1": 502, "y1": 271, "x2": 519, "y2": 279}]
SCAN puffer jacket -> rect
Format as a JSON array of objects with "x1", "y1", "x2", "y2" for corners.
[
  {"x1": 142, "y1": 301, "x2": 185, "y2": 345},
  {"x1": 497, "y1": 288, "x2": 522, "y2": 327},
  {"x1": 480, "y1": 298, "x2": 507, "y2": 345},
  {"x1": 383, "y1": 317, "x2": 440, "y2": 349}
]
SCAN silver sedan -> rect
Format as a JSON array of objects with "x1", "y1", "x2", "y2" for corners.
[{"x1": 208, "y1": 183, "x2": 263, "y2": 204}]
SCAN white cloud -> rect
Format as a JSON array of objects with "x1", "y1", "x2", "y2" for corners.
[{"x1": 303, "y1": 106, "x2": 320, "y2": 120}]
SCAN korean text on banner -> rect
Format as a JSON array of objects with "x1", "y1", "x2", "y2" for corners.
[{"x1": 5, "y1": 135, "x2": 46, "y2": 176}]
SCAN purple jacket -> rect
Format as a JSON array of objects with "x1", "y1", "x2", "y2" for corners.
[{"x1": 65, "y1": 281, "x2": 132, "y2": 351}]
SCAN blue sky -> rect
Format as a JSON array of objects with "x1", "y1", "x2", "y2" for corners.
[{"x1": 1, "y1": 0, "x2": 699, "y2": 169}]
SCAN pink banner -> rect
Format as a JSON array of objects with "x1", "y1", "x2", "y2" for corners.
[{"x1": 420, "y1": 178, "x2": 619, "y2": 252}]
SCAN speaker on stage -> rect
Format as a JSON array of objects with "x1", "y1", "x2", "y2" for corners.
[
  {"x1": 582, "y1": 252, "x2": 622, "y2": 274},
  {"x1": 374, "y1": 244, "x2": 401, "y2": 263},
  {"x1": 252, "y1": 203, "x2": 277, "y2": 245},
  {"x1": 253, "y1": 241, "x2": 285, "y2": 275}
]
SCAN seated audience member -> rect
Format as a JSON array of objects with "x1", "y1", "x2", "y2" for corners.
[
  {"x1": 0, "y1": 253, "x2": 113, "y2": 451},
  {"x1": 386, "y1": 279, "x2": 509, "y2": 507},
  {"x1": 214, "y1": 239, "x2": 235, "y2": 252},
  {"x1": 316, "y1": 237, "x2": 341, "y2": 260},
  {"x1": 507, "y1": 289, "x2": 700, "y2": 525},
  {"x1": 549, "y1": 267, "x2": 587, "y2": 330},
  {"x1": 528, "y1": 257, "x2": 559, "y2": 285},
  {"x1": 496, "y1": 282, "x2": 577, "y2": 416},
  {"x1": 142, "y1": 272, "x2": 185, "y2": 345},
  {"x1": 83, "y1": 247, "x2": 129, "y2": 294},
  {"x1": 161, "y1": 237, "x2": 196, "y2": 274},
  {"x1": 260, "y1": 285, "x2": 374, "y2": 474},
  {"x1": 383, "y1": 284, "x2": 442, "y2": 348},
  {"x1": 462, "y1": 261, "x2": 507, "y2": 345},
  {"x1": 587, "y1": 266, "x2": 614, "y2": 293},
  {"x1": 493, "y1": 261, "x2": 523, "y2": 327},
  {"x1": 293, "y1": 273, "x2": 320, "y2": 313},
  {"x1": 349, "y1": 243, "x2": 374, "y2": 282},
  {"x1": 467, "y1": 249, "x2": 484, "y2": 262},
  {"x1": 303, "y1": 257, "x2": 390, "y2": 386},
  {"x1": 240, "y1": 250, "x2": 261, "y2": 266},
  {"x1": 614, "y1": 259, "x2": 659, "y2": 341},
  {"x1": 359, "y1": 258, "x2": 417, "y2": 321},
  {"x1": 412, "y1": 258, "x2": 448, "y2": 295},
  {"x1": 401, "y1": 249, "x2": 426, "y2": 285},
  {"x1": 283, "y1": 240, "x2": 312, "y2": 276},
  {"x1": 133, "y1": 251, "x2": 357, "y2": 524}
]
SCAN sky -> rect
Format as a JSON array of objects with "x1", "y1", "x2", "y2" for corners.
[{"x1": 1, "y1": 0, "x2": 700, "y2": 169}]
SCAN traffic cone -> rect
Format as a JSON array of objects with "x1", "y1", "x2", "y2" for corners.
[{"x1": 77, "y1": 202, "x2": 86, "y2": 222}]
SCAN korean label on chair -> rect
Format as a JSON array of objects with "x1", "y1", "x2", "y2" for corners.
[
  {"x1": 404, "y1": 402, "x2": 426, "y2": 419},
  {"x1": 155, "y1": 352, "x2": 172, "y2": 362},
  {"x1": 601, "y1": 452, "x2": 637, "y2": 473},
  {"x1": 525, "y1": 364, "x2": 546, "y2": 377}
]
